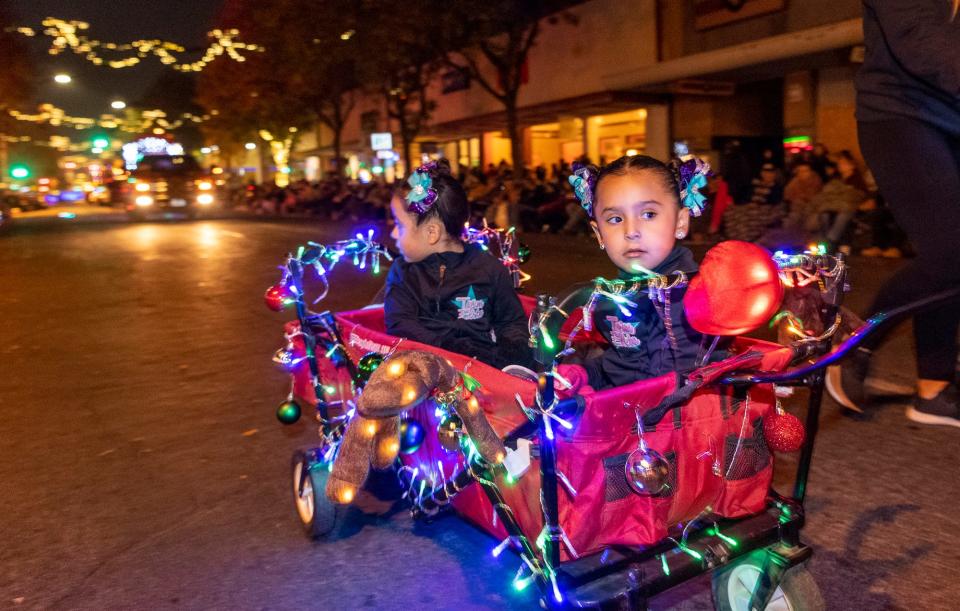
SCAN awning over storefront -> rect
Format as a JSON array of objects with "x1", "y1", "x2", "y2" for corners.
[
  {"x1": 602, "y1": 18, "x2": 863, "y2": 90},
  {"x1": 421, "y1": 90, "x2": 666, "y2": 141}
]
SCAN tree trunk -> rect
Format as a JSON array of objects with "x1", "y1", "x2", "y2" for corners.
[
  {"x1": 505, "y1": 98, "x2": 523, "y2": 227},
  {"x1": 397, "y1": 108, "x2": 413, "y2": 177},
  {"x1": 332, "y1": 127, "x2": 343, "y2": 177},
  {"x1": 506, "y1": 105, "x2": 524, "y2": 175},
  {"x1": 402, "y1": 135, "x2": 413, "y2": 178}
]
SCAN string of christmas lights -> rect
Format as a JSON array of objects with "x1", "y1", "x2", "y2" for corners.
[
  {"x1": 8, "y1": 18, "x2": 262, "y2": 72},
  {"x1": 8, "y1": 103, "x2": 213, "y2": 133},
  {"x1": 462, "y1": 221, "x2": 532, "y2": 288},
  {"x1": 0, "y1": 133, "x2": 92, "y2": 152}
]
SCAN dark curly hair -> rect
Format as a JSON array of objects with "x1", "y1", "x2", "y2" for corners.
[
  {"x1": 594, "y1": 155, "x2": 682, "y2": 209},
  {"x1": 400, "y1": 158, "x2": 469, "y2": 239}
]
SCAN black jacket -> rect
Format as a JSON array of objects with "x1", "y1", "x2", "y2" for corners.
[
  {"x1": 855, "y1": 0, "x2": 960, "y2": 136},
  {"x1": 583, "y1": 246, "x2": 710, "y2": 390},
  {"x1": 384, "y1": 244, "x2": 532, "y2": 368}
]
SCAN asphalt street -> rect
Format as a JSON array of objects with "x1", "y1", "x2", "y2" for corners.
[{"x1": 1, "y1": 218, "x2": 957, "y2": 610}]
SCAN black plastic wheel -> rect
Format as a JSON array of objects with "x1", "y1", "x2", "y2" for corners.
[
  {"x1": 712, "y1": 551, "x2": 825, "y2": 611},
  {"x1": 291, "y1": 449, "x2": 338, "y2": 539}
]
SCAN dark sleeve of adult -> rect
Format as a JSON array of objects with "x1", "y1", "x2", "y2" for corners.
[
  {"x1": 489, "y1": 263, "x2": 536, "y2": 368},
  {"x1": 867, "y1": 0, "x2": 960, "y2": 96},
  {"x1": 383, "y1": 259, "x2": 446, "y2": 345}
]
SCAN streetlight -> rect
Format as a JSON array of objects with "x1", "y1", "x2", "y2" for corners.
[
  {"x1": 110, "y1": 100, "x2": 126, "y2": 110},
  {"x1": 244, "y1": 142, "x2": 256, "y2": 150},
  {"x1": 53, "y1": 73, "x2": 72, "y2": 84}
]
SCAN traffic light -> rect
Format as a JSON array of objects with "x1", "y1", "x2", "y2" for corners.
[
  {"x1": 9, "y1": 164, "x2": 30, "y2": 179},
  {"x1": 92, "y1": 136, "x2": 110, "y2": 149}
]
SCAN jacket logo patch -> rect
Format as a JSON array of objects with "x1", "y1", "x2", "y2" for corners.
[
  {"x1": 606, "y1": 316, "x2": 642, "y2": 349},
  {"x1": 453, "y1": 285, "x2": 486, "y2": 321}
]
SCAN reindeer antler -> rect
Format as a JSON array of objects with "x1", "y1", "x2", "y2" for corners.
[{"x1": 326, "y1": 351, "x2": 506, "y2": 504}]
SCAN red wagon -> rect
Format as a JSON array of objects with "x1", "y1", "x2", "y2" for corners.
[{"x1": 268, "y1": 236, "x2": 951, "y2": 609}]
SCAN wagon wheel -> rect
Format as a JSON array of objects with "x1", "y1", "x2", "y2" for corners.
[
  {"x1": 712, "y1": 550, "x2": 824, "y2": 611},
  {"x1": 291, "y1": 449, "x2": 339, "y2": 539}
]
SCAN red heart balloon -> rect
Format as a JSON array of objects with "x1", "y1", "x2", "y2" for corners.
[{"x1": 683, "y1": 241, "x2": 783, "y2": 336}]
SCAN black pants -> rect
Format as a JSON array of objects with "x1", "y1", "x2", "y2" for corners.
[{"x1": 858, "y1": 119, "x2": 960, "y2": 381}]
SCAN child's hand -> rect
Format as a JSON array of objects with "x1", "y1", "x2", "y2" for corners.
[{"x1": 555, "y1": 364, "x2": 594, "y2": 396}]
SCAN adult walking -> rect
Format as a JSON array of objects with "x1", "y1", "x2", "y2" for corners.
[{"x1": 828, "y1": 0, "x2": 960, "y2": 426}]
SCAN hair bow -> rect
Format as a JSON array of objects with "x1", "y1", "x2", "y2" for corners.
[
  {"x1": 568, "y1": 166, "x2": 596, "y2": 217},
  {"x1": 678, "y1": 158, "x2": 711, "y2": 217},
  {"x1": 405, "y1": 163, "x2": 438, "y2": 214}
]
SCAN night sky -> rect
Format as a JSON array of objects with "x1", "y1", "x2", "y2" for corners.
[{"x1": 10, "y1": 0, "x2": 225, "y2": 117}]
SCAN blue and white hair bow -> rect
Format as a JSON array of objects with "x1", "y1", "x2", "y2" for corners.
[{"x1": 568, "y1": 165, "x2": 597, "y2": 217}]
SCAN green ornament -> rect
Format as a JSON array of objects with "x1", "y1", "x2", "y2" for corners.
[
  {"x1": 357, "y1": 352, "x2": 385, "y2": 383},
  {"x1": 276, "y1": 399, "x2": 302, "y2": 425},
  {"x1": 517, "y1": 242, "x2": 531, "y2": 265},
  {"x1": 437, "y1": 414, "x2": 463, "y2": 452}
]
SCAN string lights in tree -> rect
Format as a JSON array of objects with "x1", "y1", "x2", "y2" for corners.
[
  {"x1": 8, "y1": 19, "x2": 262, "y2": 72},
  {"x1": 8, "y1": 103, "x2": 212, "y2": 133}
]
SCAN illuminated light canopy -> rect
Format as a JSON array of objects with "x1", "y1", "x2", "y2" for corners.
[{"x1": 16, "y1": 19, "x2": 262, "y2": 73}]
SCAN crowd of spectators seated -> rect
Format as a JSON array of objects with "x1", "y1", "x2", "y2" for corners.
[{"x1": 227, "y1": 144, "x2": 908, "y2": 258}]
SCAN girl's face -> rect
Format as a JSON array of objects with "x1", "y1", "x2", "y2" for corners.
[
  {"x1": 390, "y1": 195, "x2": 434, "y2": 263},
  {"x1": 591, "y1": 170, "x2": 689, "y2": 274}
]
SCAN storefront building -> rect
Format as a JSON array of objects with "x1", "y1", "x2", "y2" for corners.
[{"x1": 292, "y1": 0, "x2": 866, "y2": 182}]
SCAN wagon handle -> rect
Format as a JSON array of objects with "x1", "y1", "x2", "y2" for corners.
[{"x1": 721, "y1": 285, "x2": 960, "y2": 385}]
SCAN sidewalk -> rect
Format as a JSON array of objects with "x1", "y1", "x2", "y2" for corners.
[
  {"x1": 8, "y1": 204, "x2": 259, "y2": 226},
  {"x1": 10, "y1": 204, "x2": 129, "y2": 224}
]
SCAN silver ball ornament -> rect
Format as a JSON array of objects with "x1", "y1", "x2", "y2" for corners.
[
  {"x1": 437, "y1": 414, "x2": 463, "y2": 452},
  {"x1": 624, "y1": 444, "x2": 669, "y2": 496}
]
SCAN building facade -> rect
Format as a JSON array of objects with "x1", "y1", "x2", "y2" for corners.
[{"x1": 293, "y1": 0, "x2": 865, "y2": 181}]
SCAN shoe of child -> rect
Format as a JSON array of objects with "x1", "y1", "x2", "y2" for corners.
[
  {"x1": 905, "y1": 385, "x2": 960, "y2": 428},
  {"x1": 825, "y1": 347, "x2": 873, "y2": 412}
]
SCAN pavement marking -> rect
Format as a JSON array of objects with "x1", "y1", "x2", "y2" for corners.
[
  {"x1": 13, "y1": 597, "x2": 24, "y2": 604},
  {"x1": 98, "y1": 448, "x2": 116, "y2": 457},
  {"x1": 242, "y1": 428, "x2": 259, "y2": 437}
]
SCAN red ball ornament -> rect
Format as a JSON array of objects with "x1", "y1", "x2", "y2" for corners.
[
  {"x1": 264, "y1": 283, "x2": 293, "y2": 312},
  {"x1": 763, "y1": 409, "x2": 805, "y2": 453},
  {"x1": 683, "y1": 241, "x2": 784, "y2": 336}
]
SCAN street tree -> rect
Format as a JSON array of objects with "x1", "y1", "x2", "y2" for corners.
[
  {"x1": 292, "y1": 0, "x2": 361, "y2": 177},
  {"x1": 444, "y1": 0, "x2": 577, "y2": 175},
  {"x1": 360, "y1": 2, "x2": 444, "y2": 174},
  {"x1": 196, "y1": 0, "x2": 313, "y2": 184},
  {"x1": 0, "y1": 2, "x2": 35, "y2": 177}
]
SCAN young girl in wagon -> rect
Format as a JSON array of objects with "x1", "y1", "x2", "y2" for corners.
[
  {"x1": 561, "y1": 154, "x2": 717, "y2": 391},
  {"x1": 384, "y1": 159, "x2": 533, "y2": 369}
]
